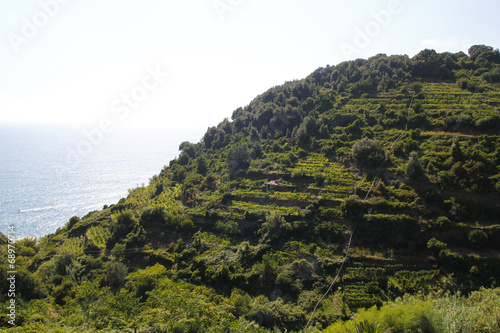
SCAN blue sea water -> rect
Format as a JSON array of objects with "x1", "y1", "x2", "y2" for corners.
[{"x1": 0, "y1": 123, "x2": 204, "y2": 240}]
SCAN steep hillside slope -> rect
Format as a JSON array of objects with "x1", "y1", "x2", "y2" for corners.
[{"x1": 1, "y1": 45, "x2": 500, "y2": 332}]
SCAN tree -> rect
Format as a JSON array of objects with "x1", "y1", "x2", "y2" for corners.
[
  {"x1": 140, "y1": 206, "x2": 165, "y2": 225},
  {"x1": 215, "y1": 220, "x2": 240, "y2": 236},
  {"x1": 179, "y1": 141, "x2": 196, "y2": 157},
  {"x1": 340, "y1": 195, "x2": 363, "y2": 220},
  {"x1": 259, "y1": 213, "x2": 292, "y2": 244},
  {"x1": 451, "y1": 138, "x2": 464, "y2": 161},
  {"x1": 406, "y1": 151, "x2": 423, "y2": 179},
  {"x1": 468, "y1": 44, "x2": 494, "y2": 61},
  {"x1": 251, "y1": 141, "x2": 263, "y2": 159},
  {"x1": 409, "y1": 82, "x2": 423, "y2": 94},
  {"x1": 68, "y1": 215, "x2": 80, "y2": 229},
  {"x1": 227, "y1": 144, "x2": 250, "y2": 176},
  {"x1": 125, "y1": 263, "x2": 167, "y2": 300},
  {"x1": 180, "y1": 219, "x2": 195, "y2": 232},
  {"x1": 294, "y1": 116, "x2": 317, "y2": 146},
  {"x1": 106, "y1": 261, "x2": 128, "y2": 292},
  {"x1": 196, "y1": 156, "x2": 208, "y2": 175},
  {"x1": 111, "y1": 210, "x2": 138, "y2": 240},
  {"x1": 352, "y1": 137, "x2": 385, "y2": 167},
  {"x1": 177, "y1": 151, "x2": 190, "y2": 166}
]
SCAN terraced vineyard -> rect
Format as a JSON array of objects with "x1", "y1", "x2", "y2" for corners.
[{"x1": 2, "y1": 46, "x2": 500, "y2": 332}]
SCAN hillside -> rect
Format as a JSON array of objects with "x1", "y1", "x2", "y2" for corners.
[{"x1": 1, "y1": 45, "x2": 500, "y2": 332}]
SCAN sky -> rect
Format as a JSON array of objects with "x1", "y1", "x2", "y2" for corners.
[{"x1": 0, "y1": 0, "x2": 499, "y2": 131}]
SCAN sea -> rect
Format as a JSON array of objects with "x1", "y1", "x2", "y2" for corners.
[{"x1": 0, "y1": 123, "x2": 205, "y2": 240}]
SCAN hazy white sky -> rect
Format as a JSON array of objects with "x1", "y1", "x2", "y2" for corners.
[{"x1": 0, "y1": 0, "x2": 499, "y2": 129}]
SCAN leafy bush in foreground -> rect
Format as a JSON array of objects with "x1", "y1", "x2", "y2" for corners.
[{"x1": 323, "y1": 288, "x2": 500, "y2": 333}]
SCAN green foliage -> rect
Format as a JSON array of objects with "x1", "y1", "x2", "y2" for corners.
[
  {"x1": 259, "y1": 213, "x2": 292, "y2": 244},
  {"x1": 126, "y1": 263, "x2": 168, "y2": 300},
  {"x1": 111, "y1": 209, "x2": 138, "y2": 240},
  {"x1": 325, "y1": 289, "x2": 500, "y2": 333},
  {"x1": 352, "y1": 138, "x2": 385, "y2": 168},
  {"x1": 405, "y1": 151, "x2": 423, "y2": 179},
  {"x1": 68, "y1": 215, "x2": 80, "y2": 229},
  {"x1": 62, "y1": 280, "x2": 126, "y2": 330},
  {"x1": 351, "y1": 320, "x2": 392, "y2": 333},
  {"x1": 87, "y1": 225, "x2": 111, "y2": 249},
  {"x1": 140, "y1": 206, "x2": 166, "y2": 225},
  {"x1": 340, "y1": 195, "x2": 363, "y2": 220},
  {"x1": 196, "y1": 155, "x2": 208, "y2": 175},
  {"x1": 110, "y1": 242, "x2": 125, "y2": 259},
  {"x1": 228, "y1": 143, "x2": 251, "y2": 177},
  {"x1": 468, "y1": 229, "x2": 488, "y2": 249},
  {"x1": 324, "y1": 294, "x2": 433, "y2": 333},
  {"x1": 427, "y1": 237, "x2": 447, "y2": 256},
  {"x1": 6, "y1": 46, "x2": 500, "y2": 332},
  {"x1": 105, "y1": 261, "x2": 128, "y2": 291},
  {"x1": 215, "y1": 219, "x2": 241, "y2": 236},
  {"x1": 430, "y1": 216, "x2": 452, "y2": 231},
  {"x1": 180, "y1": 219, "x2": 195, "y2": 232},
  {"x1": 53, "y1": 250, "x2": 76, "y2": 276},
  {"x1": 360, "y1": 214, "x2": 419, "y2": 248},
  {"x1": 179, "y1": 141, "x2": 196, "y2": 157},
  {"x1": 430, "y1": 288, "x2": 500, "y2": 333}
]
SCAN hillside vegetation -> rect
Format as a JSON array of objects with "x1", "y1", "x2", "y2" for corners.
[{"x1": 2, "y1": 45, "x2": 500, "y2": 332}]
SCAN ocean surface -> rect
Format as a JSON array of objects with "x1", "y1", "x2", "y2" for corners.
[{"x1": 0, "y1": 123, "x2": 204, "y2": 239}]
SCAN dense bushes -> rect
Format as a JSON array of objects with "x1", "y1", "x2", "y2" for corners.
[
  {"x1": 359, "y1": 214, "x2": 420, "y2": 248},
  {"x1": 324, "y1": 288, "x2": 500, "y2": 333}
]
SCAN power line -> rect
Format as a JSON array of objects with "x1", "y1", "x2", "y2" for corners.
[{"x1": 305, "y1": 93, "x2": 415, "y2": 330}]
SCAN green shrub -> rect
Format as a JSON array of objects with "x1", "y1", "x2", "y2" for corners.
[
  {"x1": 111, "y1": 242, "x2": 125, "y2": 259},
  {"x1": 429, "y1": 288, "x2": 500, "y2": 332},
  {"x1": 468, "y1": 229, "x2": 488, "y2": 249},
  {"x1": 314, "y1": 173, "x2": 326, "y2": 187},
  {"x1": 406, "y1": 151, "x2": 423, "y2": 179},
  {"x1": 340, "y1": 195, "x2": 363, "y2": 220},
  {"x1": 111, "y1": 210, "x2": 138, "y2": 240},
  {"x1": 180, "y1": 219, "x2": 195, "y2": 232},
  {"x1": 352, "y1": 137, "x2": 385, "y2": 167},
  {"x1": 427, "y1": 237, "x2": 447, "y2": 255},
  {"x1": 140, "y1": 206, "x2": 165, "y2": 225},
  {"x1": 324, "y1": 294, "x2": 433, "y2": 333},
  {"x1": 215, "y1": 220, "x2": 240, "y2": 235},
  {"x1": 125, "y1": 263, "x2": 167, "y2": 300},
  {"x1": 105, "y1": 261, "x2": 128, "y2": 291},
  {"x1": 431, "y1": 216, "x2": 452, "y2": 231},
  {"x1": 68, "y1": 215, "x2": 80, "y2": 229}
]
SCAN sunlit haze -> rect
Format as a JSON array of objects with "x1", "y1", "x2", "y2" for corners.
[{"x1": 1, "y1": 0, "x2": 498, "y2": 130}]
